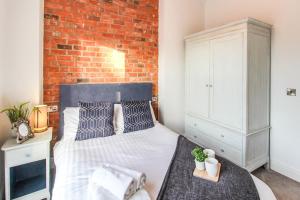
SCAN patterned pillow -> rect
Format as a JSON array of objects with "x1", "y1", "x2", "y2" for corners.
[
  {"x1": 121, "y1": 100, "x2": 154, "y2": 133},
  {"x1": 75, "y1": 102, "x2": 114, "y2": 141}
]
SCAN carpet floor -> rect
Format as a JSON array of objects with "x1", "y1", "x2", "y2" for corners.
[{"x1": 252, "y1": 167, "x2": 300, "y2": 200}]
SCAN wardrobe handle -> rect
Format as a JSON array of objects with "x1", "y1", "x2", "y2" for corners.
[
  {"x1": 209, "y1": 84, "x2": 213, "y2": 87},
  {"x1": 205, "y1": 84, "x2": 209, "y2": 87}
]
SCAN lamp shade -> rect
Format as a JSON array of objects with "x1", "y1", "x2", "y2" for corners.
[{"x1": 33, "y1": 105, "x2": 48, "y2": 133}]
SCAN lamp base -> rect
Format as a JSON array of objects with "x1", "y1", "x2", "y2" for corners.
[{"x1": 33, "y1": 127, "x2": 48, "y2": 133}]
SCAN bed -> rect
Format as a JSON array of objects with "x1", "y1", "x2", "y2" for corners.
[{"x1": 52, "y1": 83, "x2": 276, "y2": 200}]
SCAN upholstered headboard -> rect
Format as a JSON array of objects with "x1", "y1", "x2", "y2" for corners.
[{"x1": 59, "y1": 83, "x2": 153, "y2": 140}]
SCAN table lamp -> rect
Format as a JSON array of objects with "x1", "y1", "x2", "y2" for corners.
[{"x1": 32, "y1": 105, "x2": 48, "y2": 133}]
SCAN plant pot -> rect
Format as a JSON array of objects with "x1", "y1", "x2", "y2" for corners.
[
  {"x1": 195, "y1": 159, "x2": 205, "y2": 171},
  {"x1": 11, "y1": 122, "x2": 18, "y2": 138},
  {"x1": 203, "y1": 149, "x2": 215, "y2": 158},
  {"x1": 205, "y1": 158, "x2": 219, "y2": 177}
]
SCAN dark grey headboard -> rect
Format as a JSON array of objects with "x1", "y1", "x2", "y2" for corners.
[{"x1": 59, "y1": 83, "x2": 153, "y2": 140}]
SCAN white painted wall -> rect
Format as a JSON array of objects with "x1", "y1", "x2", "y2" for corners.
[
  {"x1": 158, "y1": 0, "x2": 205, "y2": 133},
  {"x1": 203, "y1": 0, "x2": 300, "y2": 182},
  {"x1": 2, "y1": 0, "x2": 43, "y2": 106},
  {"x1": 0, "y1": 1, "x2": 7, "y2": 198},
  {"x1": 0, "y1": 0, "x2": 9, "y2": 139},
  {"x1": 0, "y1": 0, "x2": 6, "y2": 132},
  {"x1": 0, "y1": 0, "x2": 44, "y2": 198}
]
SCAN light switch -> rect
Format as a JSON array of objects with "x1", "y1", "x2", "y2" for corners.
[
  {"x1": 287, "y1": 88, "x2": 296, "y2": 96},
  {"x1": 48, "y1": 105, "x2": 58, "y2": 112},
  {"x1": 152, "y1": 96, "x2": 158, "y2": 102}
]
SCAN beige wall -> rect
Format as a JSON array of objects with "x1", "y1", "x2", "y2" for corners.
[
  {"x1": 0, "y1": 0, "x2": 43, "y2": 135},
  {"x1": 0, "y1": 0, "x2": 44, "y2": 198},
  {"x1": 2, "y1": 0, "x2": 43, "y2": 107},
  {"x1": 204, "y1": 0, "x2": 300, "y2": 182},
  {"x1": 0, "y1": 0, "x2": 7, "y2": 198},
  {"x1": 0, "y1": 0, "x2": 8, "y2": 139},
  {"x1": 158, "y1": 0, "x2": 205, "y2": 133}
]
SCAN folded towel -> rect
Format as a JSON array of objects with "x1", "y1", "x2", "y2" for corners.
[
  {"x1": 88, "y1": 181, "x2": 151, "y2": 200},
  {"x1": 103, "y1": 163, "x2": 147, "y2": 192},
  {"x1": 89, "y1": 167, "x2": 135, "y2": 200},
  {"x1": 130, "y1": 189, "x2": 151, "y2": 200},
  {"x1": 88, "y1": 182, "x2": 115, "y2": 200}
]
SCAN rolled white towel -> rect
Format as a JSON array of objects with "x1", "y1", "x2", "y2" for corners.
[
  {"x1": 130, "y1": 189, "x2": 151, "y2": 200},
  {"x1": 103, "y1": 163, "x2": 147, "y2": 192},
  {"x1": 90, "y1": 167, "x2": 135, "y2": 200},
  {"x1": 88, "y1": 181, "x2": 116, "y2": 200},
  {"x1": 88, "y1": 182, "x2": 151, "y2": 200}
]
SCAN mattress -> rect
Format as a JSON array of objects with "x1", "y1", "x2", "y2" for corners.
[{"x1": 52, "y1": 123, "x2": 276, "y2": 200}]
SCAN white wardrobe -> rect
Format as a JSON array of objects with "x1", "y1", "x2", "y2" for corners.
[{"x1": 184, "y1": 18, "x2": 271, "y2": 171}]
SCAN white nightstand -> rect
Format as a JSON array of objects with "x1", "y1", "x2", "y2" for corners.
[{"x1": 1, "y1": 128, "x2": 52, "y2": 200}]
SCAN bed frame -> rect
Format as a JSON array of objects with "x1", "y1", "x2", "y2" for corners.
[{"x1": 59, "y1": 83, "x2": 153, "y2": 140}]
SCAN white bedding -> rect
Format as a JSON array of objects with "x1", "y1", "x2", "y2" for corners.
[{"x1": 52, "y1": 123, "x2": 276, "y2": 200}]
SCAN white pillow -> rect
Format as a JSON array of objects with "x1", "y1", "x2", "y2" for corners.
[
  {"x1": 63, "y1": 107, "x2": 80, "y2": 141},
  {"x1": 113, "y1": 104, "x2": 125, "y2": 134},
  {"x1": 63, "y1": 102, "x2": 157, "y2": 139},
  {"x1": 113, "y1": 101, "x2": 157, "y2": 134},
  {"x1": 149, "y1": 102, "x2": 157, "y2": 122}
]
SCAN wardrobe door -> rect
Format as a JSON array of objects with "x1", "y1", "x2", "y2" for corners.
[
  {"x1": 210, "y1": 33, "x2": 244, "y2": 129},
  {"x1": 186, "y1": 41, "x2": 210, "y2": 118}
]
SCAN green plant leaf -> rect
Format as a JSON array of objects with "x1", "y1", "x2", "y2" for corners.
[
  {"x1": 0, "y1": 108, "x2": 13, "y2": 113},
  {"x1": 19, "y1": 102, "x2": 29, "y2": 109},
  {"x1": 191, "y1": 146, "x2": 208, "y2": 162},
  {"x1": 0, "y1": 102, "x2": 31, "y2": 123}
]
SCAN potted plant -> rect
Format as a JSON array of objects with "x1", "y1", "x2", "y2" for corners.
[
  {"x1": 191, "y1": 146, "x2": 208, "y2": 170},
  {"x1": 1, "y1": 102, "x2": 31, "y2": 137}
]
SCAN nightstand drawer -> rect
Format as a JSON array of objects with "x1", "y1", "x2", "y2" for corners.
[{"x1": 6, "y1": 143, "x2": 47, "y2": 167}]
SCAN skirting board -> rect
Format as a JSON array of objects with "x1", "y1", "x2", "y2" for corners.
[{"x1": 271, "y1": 159, "x2": 300, "y2": 183}]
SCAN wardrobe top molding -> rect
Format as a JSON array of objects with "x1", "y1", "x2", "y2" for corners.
[{"x1": 185, "y1": 18, "x2": 272, "y2": 41}]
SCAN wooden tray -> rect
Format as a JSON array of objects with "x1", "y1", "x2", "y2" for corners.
[{"x1": 193, "y1": 163, "x2": 221, "y2": 182}]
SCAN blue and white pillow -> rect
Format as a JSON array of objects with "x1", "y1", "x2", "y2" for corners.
[
  {"x1": 75, "y1": 102, "x2": 114, "y2": 141},
  {"x1": 121, "y1": 100, "x2": 154, "y2": 133}
]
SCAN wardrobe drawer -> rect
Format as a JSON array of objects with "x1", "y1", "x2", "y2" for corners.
[
  {"x1": 197, "y1": 133, "x2": 218, "y2": 151},
  {"x1": 196, "y1": 132, "x2": 242, "y2": 166},
  {"x1": 186, "y1": 125, "x2": 243, "y2": 166},
  {"x1": 215, "y1": 142, "x2": 242, "y2": 166},
  {"x1": 213, "y1": 126, "x2": 242, "y2": 150},
  {"x1": 186, "y1": 115, "x2": 242, "y2": 150},
  {"x1": 185, "y1": 116, "x2": 200, "y2": 130},
  {"x1": 186, "y1": 126, "x2": 216, "y2": 149},
  {"x1": 185, "y1": 126, "x2": 203, "y2": 145}
]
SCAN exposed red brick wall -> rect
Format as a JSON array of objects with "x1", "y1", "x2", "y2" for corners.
[{"x1": 44, "y1": 0, "x2": 158, "y2": 140}]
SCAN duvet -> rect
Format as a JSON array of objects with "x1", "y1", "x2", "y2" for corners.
[{"x1": 52, "y1": 123, "x2": 276, "y2": 200}]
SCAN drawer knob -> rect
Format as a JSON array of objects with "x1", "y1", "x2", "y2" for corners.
[
  {"x1": 193, "y1": 123, "x2": 197, "y2": 127},
  {"x1": 193, "y1": 135, "x2": 197, "y2": 139},
  {"x1": 220, "y1": 149, "x2": 225, "y2": 153},
  {"x1": 221, "y1": 134, "x2": 225, "y2": 138},
  {"x1": 25, "y1": 154, "x2": 31, "y2": 158}
]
